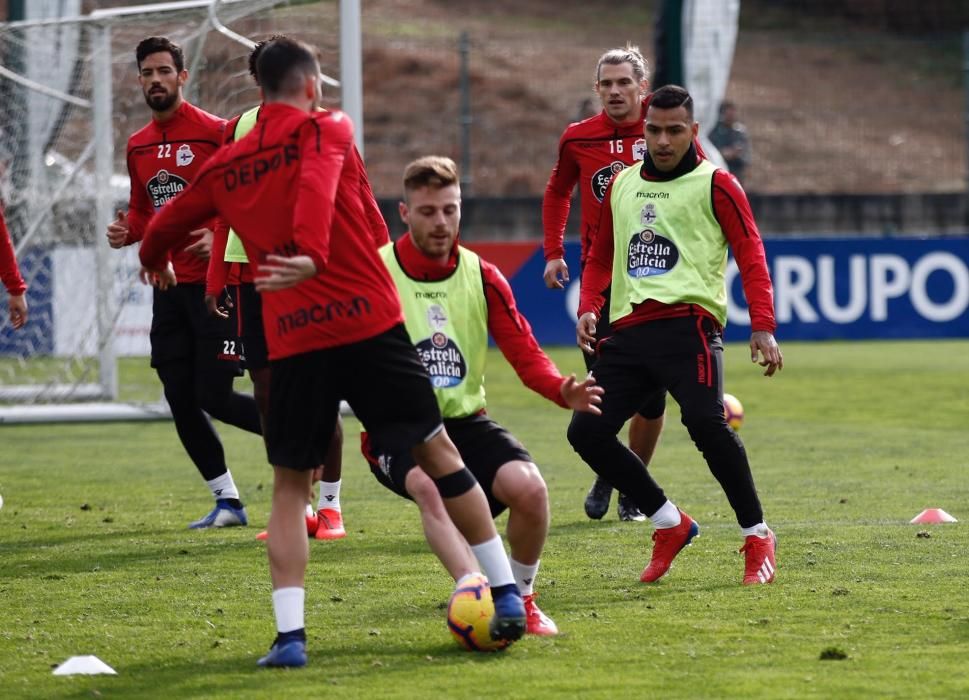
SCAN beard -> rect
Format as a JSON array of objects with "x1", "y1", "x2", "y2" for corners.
[{"x1": 144, "y1": 89, "x2": 177, "y2": 113}]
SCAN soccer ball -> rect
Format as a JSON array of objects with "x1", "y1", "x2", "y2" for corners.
[
  {"x1": 723, "y1": 393, "x2": 744, "y2": 431},
  {"x1": 446, "y1": 573, "x2": 510, "y2": 652}
]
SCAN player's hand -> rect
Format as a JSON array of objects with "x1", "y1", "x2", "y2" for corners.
[
  {"x1": 7, "y1": 294, "x2": 27, "y2": 329},
  {"x1": 106, "y1": 210, "x2": 129, "y2": 248},
  {"x1": 750, "y1": 330, "x2": 783, "y2": 377},
  {"x1": 204, "y1": 289, "x2": 233, "y2": 319},
  {"x1": 543, "y1": 258, "x2": 570, "y2": 289},
  {"x1": 576, "y1": 312, "x2": 598, "y2": 355},
  {"x1": 560, "y1": 373, "x2": 603, "y2": 415},
  {"x1": 139, "y1": 262, "x2": 177, "y2": 291},
  {"x1": 184, "y1": 228, "x2": 213, "y2": 259},
  {"x1": 255, "y1": 254, "x2": 317, "y2": 291}
]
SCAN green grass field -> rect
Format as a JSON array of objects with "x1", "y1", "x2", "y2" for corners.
[{"x1": 1, "y1": 340, "x2": 967, "y2": 699}]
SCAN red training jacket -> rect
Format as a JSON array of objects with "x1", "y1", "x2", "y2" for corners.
[
  {"x1": 124, "y1": 100, "x2": 225, "y2": 284},
  {"x1": 0, "y1": 206, "x2": 26, "y2": 296},
  {"x1": 206, "y1": 107, "x2": 388, "y2": 297},
  {"x1": 393, "y1": 232, "x2": 568, "y2": 408},
  {"x1": 578, "y1": 152, "x2": 776, "y2": 334},
  {"x1": 543, "y1": 96, "x2": 706, "y2": 269},
  {"x1": 141, "y1": 103, "x2": 401, "y2": 359}
]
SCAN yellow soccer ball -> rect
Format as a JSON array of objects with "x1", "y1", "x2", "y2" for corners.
[
  {"x1": 446, "y1": 573, "x2": 511, "y2": 652},
  {"x1": 723, "y1": 393, "x2": 744, "y2": 431}
]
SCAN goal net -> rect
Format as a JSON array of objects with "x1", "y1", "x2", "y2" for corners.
[{"x1": 0, "y1": 0, "x2": 341, "y2": 420}]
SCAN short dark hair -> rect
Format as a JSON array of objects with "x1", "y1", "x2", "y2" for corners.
[
  {"x1": 650, "y1": 84, "x2": 693, "y2": 119},
  {"x1": 136, "y1": 36, "x2": 184, "y2": 73},
  {"x1": 248, "y1": 34, "x2": 287, "y2": 85},
  {"x1": 255, "y1": 37, "x2": 319, "y2": 99},
  {"x1": 403, "y1": 156, "x2": 459, "y2": 198}
]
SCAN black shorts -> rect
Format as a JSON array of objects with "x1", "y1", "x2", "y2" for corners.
[
  {"x1": 232, "y1": 283, "x2": 269, "y2": 372},
  {"x1": 583, "y1": 284, "x2": 666, "y2": 420},
  {"x1": 149, "y1": 283, "x2": 243, "y2": 376},
  {"x1": 265, "y1": 324, "x2": 442, "y2": 471},
  {"x1": 592, "y1": 315, "x2": 725, "y2": 429},
  {"x1": 362, "y1": 413, "x2": 531, "y2": 518}
]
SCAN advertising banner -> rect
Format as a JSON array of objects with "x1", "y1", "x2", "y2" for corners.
[
  {"x1": 466, "y1": 237, "x2": 969, "y2": 344},
  {"x1": 3, "y1": 237, "x2": 966, "y2": 357}
]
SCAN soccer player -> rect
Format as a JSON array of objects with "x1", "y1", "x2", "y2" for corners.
[
  {"x1": 567, "y1": 85, "x2": 782, "y2": 586},
  {"x1": 140, "y1": 37, "x2": 528, "y2": 668},
  {"x1": 543, "y1": 45, "x2": 665, "y2": 523},
  {"x1": 106, "y1": 36, "x2": 262, "y2": 529},
  {"x1": 362, "y1": 156, "x2": 604, "y2": 637},
  {"x1": 0, "y1": 205, "x2": 28, "y2": 330},
  {"x1": 205, "y1": 37, "x2": 358, "y2": 541}
]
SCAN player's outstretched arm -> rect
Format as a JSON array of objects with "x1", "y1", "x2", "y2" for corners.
[
  {"x1": 750, "y1": 330, "x2": 783, "y2": 377},
  {"x1": 559, "y1": 373, "x2": 603, "y2": 414}
]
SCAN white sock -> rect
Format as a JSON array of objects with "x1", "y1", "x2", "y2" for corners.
[
  {"x1": 271, "y1": 587, "x2": 305, "y2": 633},
  {"x1": 649, "y1": 500, "x2": 682, "y2": 529},
  {"x1": 741, "y1": 522, "x2": 770, "y2": 538},
  {"x1": 317, "y1": 479, "x2": 341, "y2": 511},
  {"x1": 206, "y1": 472, "x2": 239, "y2": 501},
  {"x1": 456, "y1": 571, "x2": 483, "y2": 587},
  {"x1": 510, "y1": 558, "x2": 539, "y2": 596},
  {"x1": 470, "y1": 536, "x2": 515, "y2": 588}
]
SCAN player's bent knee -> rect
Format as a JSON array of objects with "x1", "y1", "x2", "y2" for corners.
[
  {"x1": 567, "y1": 412, "x2": 600, "y2": 452},
  {"x1": 405, "y1": 468, "x2": 439, "y2": 505},
  {"x1": 495, "y1": 461, "x2": 547, "y2": 508},
  {"x1": 432, "y1": 467, "x2": 478, "y2": 498},
  {"x1": 508, "y1": 481, "x2": 548, "y2": 516},
  {"x1": 195, "y1": 381, "x2": 233, "y2": 417},
  {"x1": 681, "y1": 411, "x2": 733, "y2": 446}
]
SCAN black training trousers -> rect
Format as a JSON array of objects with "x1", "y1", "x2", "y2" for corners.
[{"x1": 567, "y1": 314, "x2": 764, "y2": 528}]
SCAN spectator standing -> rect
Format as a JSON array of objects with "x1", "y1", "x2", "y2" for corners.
[{"x1": 709, "y1": 100, "x2": 752, "y2": 185}]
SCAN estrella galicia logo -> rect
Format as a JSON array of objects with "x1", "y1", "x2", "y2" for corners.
[
  {"x1": 146, "y1": 169, "x2": 188, "y2": 209},
  {"x1": 627, "y1": 227, "x2": 679, "y2": 278},
  {"x1": 416, "y1": 332, "x2": 466, "y2": 388},
  {"x1": 591, "y1": 160, "x2": 627, "y2": 203}
]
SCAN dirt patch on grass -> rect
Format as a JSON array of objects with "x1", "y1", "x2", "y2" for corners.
[{"x1": 358, "y1": 0, "x2": 966, "y2": 196}]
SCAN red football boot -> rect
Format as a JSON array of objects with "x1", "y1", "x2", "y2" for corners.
[
  {"x1": 740, "y1": 529, "x2": 776, "y2": 585},
  {"x1": 640, "y1": 511, "x2": 700, "y2": 583},
  {"x1": 523, "y1": 592, "x2": 558, "y2": 636},
  {"x1": 314, "y1": 508, "x2": 346, "y2": 540}
]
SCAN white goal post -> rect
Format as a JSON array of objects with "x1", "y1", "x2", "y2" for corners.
[{"x1": 0, "y1": 0, "x2": 360, "y2": 423}]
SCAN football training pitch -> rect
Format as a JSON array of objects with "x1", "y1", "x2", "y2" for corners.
[{"x1": 1, "y1": 340, "x2": 966, "y2": 698}]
